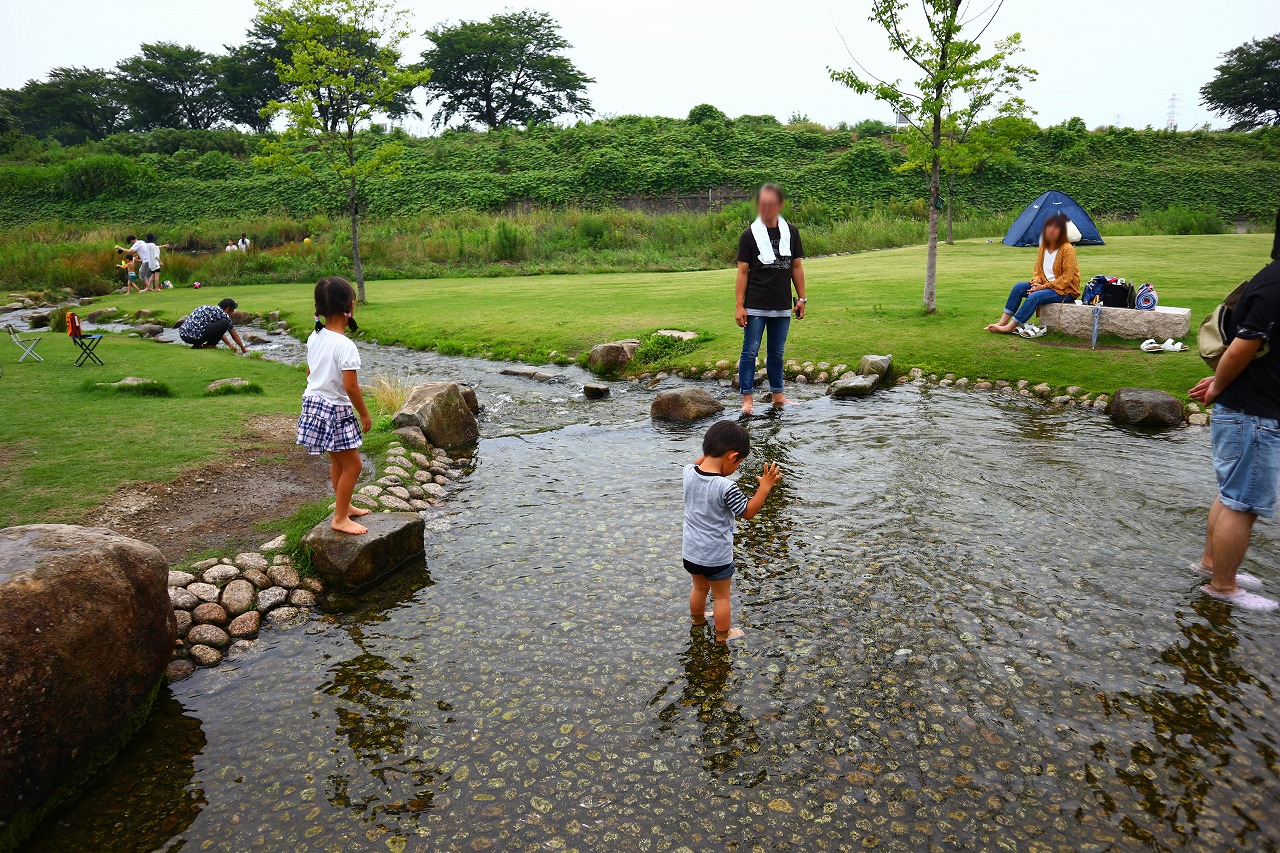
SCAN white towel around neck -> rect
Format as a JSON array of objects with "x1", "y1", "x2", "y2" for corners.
[{"x1": 751, "y1": 216, "x2": 791, "y2": 264}]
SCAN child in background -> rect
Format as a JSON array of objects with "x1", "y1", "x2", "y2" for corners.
[
  {"x1": 683, "y1": 420, "x2": 781, "y2": 642},
  {"x1": 296, "y1": 276, "x2": 373, "y2": 535},
  {"x1": 117, "y1": 250, "x2": 141, "y2": 293}
]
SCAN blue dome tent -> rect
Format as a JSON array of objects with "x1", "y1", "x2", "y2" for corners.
[{"x1": 1002, "y1": 190, "x2": 1104, "y2": 247}]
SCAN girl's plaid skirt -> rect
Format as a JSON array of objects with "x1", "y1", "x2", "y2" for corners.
[{"x1": 297, "y1": 395, "x2": 363, "y2": 455}]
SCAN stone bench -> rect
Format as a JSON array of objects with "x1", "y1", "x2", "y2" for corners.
[{"x1": 1039, "y1": 303, "x2": 1192, "y2": 341}]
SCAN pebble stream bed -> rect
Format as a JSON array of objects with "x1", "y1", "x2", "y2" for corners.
[{"x1": 22, "y1": 331, "x2": 1280, "y2": 852}]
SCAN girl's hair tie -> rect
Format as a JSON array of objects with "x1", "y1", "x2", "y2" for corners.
[{"x1": 314, "y1": 314, "x2": 323, "y2": 331}]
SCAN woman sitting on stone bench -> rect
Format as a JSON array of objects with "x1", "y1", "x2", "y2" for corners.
[{"x1": 985, "y1": 212, "x2": 1081, "y2": 338}]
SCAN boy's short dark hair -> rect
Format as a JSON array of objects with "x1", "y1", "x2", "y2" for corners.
[
  {"x1": 218, "y1": 298, "x2": 238, "y2": 312},
  {"x1": 125, "y1": 234, "x2": 136, "y2": 242},
  {"x1": 703, "y1": 420, "x2": 750, "y2": 459}
]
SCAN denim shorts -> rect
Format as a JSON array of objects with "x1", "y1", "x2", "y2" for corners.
[
  {"x1": 683, "y1": 559, "x2": 735, "y2": 581},
  {"x1": 1212, "y1": 405, "x2": 1280, "y2": 517}
]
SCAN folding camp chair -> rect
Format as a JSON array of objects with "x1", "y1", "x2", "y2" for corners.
[
  {"x1": 5, "y1": 324, "x2": 43, "y2": 363},
  {"x1": 66, "y1": 313, "x2": 103, "y2": 367}
]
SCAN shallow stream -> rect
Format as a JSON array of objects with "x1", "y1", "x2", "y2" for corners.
[{"x1": 23, "y1": 329, "x2": 1280, "y2": 852}]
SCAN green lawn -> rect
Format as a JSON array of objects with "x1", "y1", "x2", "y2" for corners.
[
  {"x1": 6, "y1": 234, "x2": 1267, "y2": 526},
  {"x1": 0, "y1": 337, "x2": 305, "y2": 526},
  {"x1": 98, "y1": 234, "x2": 1269, "y2": 397}
]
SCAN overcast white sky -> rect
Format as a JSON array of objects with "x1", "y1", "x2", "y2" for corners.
[{"x1": 3, "y1": 0, "x2": 1275, "y2": 132}]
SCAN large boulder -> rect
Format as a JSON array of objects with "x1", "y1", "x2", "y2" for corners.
[
  {"x1": 1108, "y1": 387, "x2": 1184, "y2": 428},
  {"x1": 587, "y1": 339, "x2": 640, "y2": 376},
  {"x1": 0, "y1": 525, "x2": 175, "y2": 849},
  {"x1": 827, "y1": 374, "x2": 879, "y2": 398},
  {"x1": 300, "y1": 512, "x2": 426, "y2": 593},
  {"x1": 651, "y1": 387, "x2": 725, "y2": 421},
  {"x1": 392, "y1": 382, "x2": 479, "y2": 449}
]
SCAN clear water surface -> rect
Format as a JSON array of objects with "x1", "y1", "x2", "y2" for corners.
[{"x1": 25, "y1": 336, "x2": 1280, "y2": 852}]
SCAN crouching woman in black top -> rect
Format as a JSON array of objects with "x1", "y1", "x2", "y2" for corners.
[{"x1": 735, "y1": 183, "x2": 807, "y2": 414}]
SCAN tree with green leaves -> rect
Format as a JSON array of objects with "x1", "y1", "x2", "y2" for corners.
[
  {"x1": 217, "y1": 18, "x2": 293, "y2": 133},
  {"x1": 0, "y1": 67, "x2": 128, "y2": 143},
  {"x1": 421, "y1": 10, "x2": 593, "y2": 130},
  {"x1": 116, "y1": 43, "x2": 225, "y2": 130},
  {"x1": 1200, "y1": 34, "x2": 1280, "y2": 130},
  {"x1": 256, "y1": 0, "x2": 430, "y2": 302},
  {"x1": 830, "y1": 0, "x2": 1034, "y2": 312},
  {"x1": 900, "y1": 111, "x2": 1037, "y2": 244}
]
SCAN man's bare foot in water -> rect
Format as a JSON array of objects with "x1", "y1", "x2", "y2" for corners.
[
  {"x1": 332, "y1": 517, "x2": 368, "y2": 535},
  {"x1": 771, "y1": 393, "x2": 790, "y2": 408},
  {"x1": 715, "y1": 626, "x2": 745, "y2": 642},
  {"x1": 348, "y1": 506, "x2": 371, "y2": 517},
  {"x1": 741, "y1": 395, "x2": 754, "y2": 414}
]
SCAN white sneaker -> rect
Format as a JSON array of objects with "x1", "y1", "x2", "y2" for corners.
[
  {"x1": 1190, "y1": 561, "x2": 1263, "y2": 589},
  {"x1": 1200, "y1": 584, "x2": 1279, "y2": 610}
]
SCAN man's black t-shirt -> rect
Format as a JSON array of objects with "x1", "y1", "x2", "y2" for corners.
[
  {"x1": 1218, "y1": 258, "x2": 1280, "y2": 420},
  {"x1": 737, "y1": 224, "x2": 804, "y2": 311}
]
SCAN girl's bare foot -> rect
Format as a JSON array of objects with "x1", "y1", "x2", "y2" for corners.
[
  {"x1": 331, "y1": 517, "x2": 368, "y2": 535},
  {"x1": 715, "y1": 626, "x2": 745, "y2": 642},
  {"x1": 348, "y1": 506, "x2": 371, "y2": 517},
  {"x1": 741, "y1": 396, "x2": 754, "y2": 414}
]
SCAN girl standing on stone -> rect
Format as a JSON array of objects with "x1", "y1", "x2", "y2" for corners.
[{"x1": 296, "y1": 276, "x2": 373, "y2": 535}]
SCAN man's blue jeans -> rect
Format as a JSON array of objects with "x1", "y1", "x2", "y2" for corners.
[
  {"x1": 1005, "y1": 281, "x2": 1072, "y2": 324},
  {"x1": 738, "y1": 315, "x2": 790, "y2": 394}
]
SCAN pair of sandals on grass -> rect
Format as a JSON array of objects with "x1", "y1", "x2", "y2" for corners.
[{"x1": 1140, "y1": 338, "x2": 1188, "y2": 353}]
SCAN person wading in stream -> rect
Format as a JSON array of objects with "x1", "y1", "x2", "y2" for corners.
[
  {"x1": 1189, "y1": 211, "x2": 1280, "y2": 611},
  {"x1": 735, "y1": 183, "x2": 807, "y2": 414}
]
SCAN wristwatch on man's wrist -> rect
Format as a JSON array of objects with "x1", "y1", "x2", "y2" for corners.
[{"x1": 796, "y1": 298, "x2": 807, "y2": 304}]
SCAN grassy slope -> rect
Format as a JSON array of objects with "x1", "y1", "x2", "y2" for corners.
[
  {"x1": 101, "y1": 234, "x2": 1269, "y2": 396},
  {"x1": 0, "y1": 337, "x2": 304, "y2": 526}
]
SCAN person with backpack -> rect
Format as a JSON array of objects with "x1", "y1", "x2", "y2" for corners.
[{"x1": 1188, "y1": 211, "x2": 1280, "y2": 611}]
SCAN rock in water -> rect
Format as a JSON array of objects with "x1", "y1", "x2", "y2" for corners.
[
  {"x1": 827, "y1": 375, "x2": 879, "y2": 398},
  {"x1": 228, "y1": 610, "x2": 261, "y2": 639},
  {"x1": 301, "y1": 512, "x2": 426, "y2": 593},
  {"x1": 587, "y1": 340, "x2": 641, "y2": 376},
  {"x1": 856, "y1": 354, "x2": 894, "y2": 382},
  {"x1": 392, "y1": 382, "x2": 479, "y2": 449},
  {"x1": 1108, "y1": 387, "x2": 1184, "y2": 428},
  {"x1": 458, "y1": 384, "x2": 481, "y2": 414},
  {"x1": 650, "y1": 388, "x2": 725, "y2": 421},
  {"x1": 186, "y1": 624, "x2": 230, "y2": 649},
  {"x1": 583, "y1": 383, "x2": 610, "y2": 400},
  {"x1": 0, "y1": 525, "x2": 174, "y2": 848},
  {"x1": 165, "y1": 659, "x2": 194, "y2": 683}
]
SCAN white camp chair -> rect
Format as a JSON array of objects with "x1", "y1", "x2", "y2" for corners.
[{"x1": 5, "y1": 324, "x2": 42, "y2": 363}]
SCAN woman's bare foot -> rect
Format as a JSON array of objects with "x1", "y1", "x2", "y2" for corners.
[
  {"x1": 771, "y1": 393, "x2": 789, "y2": 407},
  {"x1": 985, "y1": 323, "x2": 1012, "y2": 333},
  {"x1": 715, "y1": 626, "x2": 745, "y2": 642},
  {"x1": 741, "y1": 395, "x2": 754, "y2": 414},
  {"x1": 348, "y1": 506, "x2": 371, "y2": 517},
  {"x1": 331, "y1": 517, "x2": 368, "y2": 535}
]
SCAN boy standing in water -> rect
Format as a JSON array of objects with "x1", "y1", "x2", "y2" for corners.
[{"x1": 683, "y1": 420, "x2": 781, "y2": 642}]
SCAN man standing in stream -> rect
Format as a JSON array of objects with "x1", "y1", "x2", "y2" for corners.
[
  {"x1": 1189, "y1": 211, "x2": 1280, "y2": 611},
  {"x1": 735, "y1": 183, "x2": 807, "y2": 414}
]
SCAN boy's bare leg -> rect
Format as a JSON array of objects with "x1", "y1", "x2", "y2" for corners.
[
  {"x1": 689, "y1": 574, "x2": 710, "y2": 625},
  {"x1": 709, "y1": 578, "x2": 743, "y2": 641},
  {"x1": 330, "y1": 449, "x2": 368, "y2": 534}
]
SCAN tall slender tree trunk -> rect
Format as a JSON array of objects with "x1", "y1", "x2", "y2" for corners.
[
  {"x1": 924, "y1": 150, "x2": 941, "y2": 314},
  {"x1": 348, "y1": 174, "x2": 365, "y2": 303},
  {"x1": 945, "y1": 171, "x2": 955, "y2": 244}
]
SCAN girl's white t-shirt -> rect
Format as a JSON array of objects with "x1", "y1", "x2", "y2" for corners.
[
  {"x1": 1042, "y1": 248, "x2": 1058, "y2": 282},
  {"x1": 304, "y1": 328, "x2": 360, "y2": 405}
]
